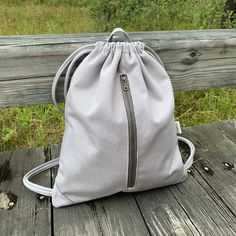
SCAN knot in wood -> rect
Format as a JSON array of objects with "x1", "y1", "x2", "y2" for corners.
[{"x1": 182, "y1": 49, "x2": 200, "y2": 65}]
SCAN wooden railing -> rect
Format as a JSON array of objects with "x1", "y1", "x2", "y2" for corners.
[{"x1": 0, "y1": 29, "x2": 236, "y2": 107}]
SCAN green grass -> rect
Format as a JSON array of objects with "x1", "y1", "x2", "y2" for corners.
[
  {"x1": 0, "y1": 1, "x2": 96, "y2": 35},
  {"x1": 0, "y1": 0, "x2": 235, "y2": 152},
  {"x1": 0, "y1": 105, "x2": 63, "y2": 151},
  {"x1": 174, "y1": 88, "x2": 236, "y2": 127}
]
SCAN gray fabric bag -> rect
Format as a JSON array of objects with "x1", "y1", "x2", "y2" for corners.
[{"x1": 23, "y1": 28, "x2": 195, "y2": 208}]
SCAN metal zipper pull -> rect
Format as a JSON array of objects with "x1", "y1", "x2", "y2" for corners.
[
  {"x1": 121, "y1": 74, "x2": 127, "y2": 81},
  {"x1": 120, "y1": 74, "x2": 129, "y2": 91}
]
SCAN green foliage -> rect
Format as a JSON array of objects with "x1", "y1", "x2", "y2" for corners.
[
  {"x1": 1, "y1": 0, "x2": 81, "y2": 5},
  {"x1": 223, "y1": 9, "x2": 236, "y2": 28},
  {"x1": 85, "y1": 0, "x2": 235, "y2": 31},
  {"x1": 85, "y1": 0, "x2": 146, "y2": 31},
  {"x1": 35, "y1": 0, "x2": 80, "y2": 5}
]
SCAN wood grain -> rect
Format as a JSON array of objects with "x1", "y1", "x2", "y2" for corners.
[
  {"x1": 134, "y1": 120, "x2": 236, "y2": 236},
  {"x1": 135, "y1": 173, "x2": 236, "y2": 236},
  {"x1": 182, "y1": 120, "x2": 236, "y2": 215},
  {"x1": 0, "y1": 29, "x2": 236, "y2": 107},
  {"x1": 0, "y1": 147, "x2": 52, "y2": 236}
]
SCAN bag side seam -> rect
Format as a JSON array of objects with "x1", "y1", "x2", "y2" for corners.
[{"x1": 55, "y1": 182, "x2": 76, "y2": 204}]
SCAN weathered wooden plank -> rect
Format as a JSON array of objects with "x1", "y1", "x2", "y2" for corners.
[
  {"x1": 135, "y1": 120, "x2": 236, "y2": 236},
  {"x1": 0, "y1": 29, "x2": 236, "y2": 107},
  {"x1": 215, "y1": 120, "x2": 236, "y2": 143},
  {"x1": 135, "y1": 187, "x2": 201, "y2": 236},
  {"x1": 0, "y1": 148, "x2": 52, "y2": 236},
  {"x1": 182, "y1": 120, "x2": 236, "y2": 214},
  {"x1": 53, "y1": 193, "x2": 150, "y2": 236},
  {"x1": 0, "y1": 77, "x2": 63, "y2": 107},
  {"x1": 50, "y1": 144, "x2": 150, "y2": 236},
  {"x1": 135, "y1": 171, "x2": 236, "y2": 235},
  {"x1": 0, "y1": 29, "x2": 235, "y2": 47}
]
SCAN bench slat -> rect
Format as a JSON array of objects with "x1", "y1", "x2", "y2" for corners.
[
  {"x1": 0, "y1": 148, "x2": 52, "y2": 235},
  {"x1": 183, "y1": 121, "x2": 236, "y2": 214},
  {"x1": 0, "y1": 29, "x2": 236, "y2": 107},
  {"x1": 134, "y1": 121, "x2": 236, "y2": 235},
  {"x1": 135, "y1": 187, "x2": 201, "y2": 236},
  {"x1": 54, "y1": 193, "x2": 150, "y2": 236}
]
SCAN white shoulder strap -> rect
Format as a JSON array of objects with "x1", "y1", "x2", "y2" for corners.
[
  {"x1": 52, "y1": 44, "x2": 95, "y2": 114},
  {"x1": 23, "y1": 158, "x2": 58, "y2": 197},
  {"x1": 178, "y1": 136, "x2": 195, "y2": 170},
  {"x1": 175, "y1": 121, "x2": 195, "y2": 170},
  {"x1": 107, "y1": 27, "x2": 132, "y2": 42}
]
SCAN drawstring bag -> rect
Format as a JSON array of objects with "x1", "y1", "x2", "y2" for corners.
[{"x1": 23, "y1": 28, "x2": 195, "y2": 208}]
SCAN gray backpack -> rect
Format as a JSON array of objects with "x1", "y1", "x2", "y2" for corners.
[{"x1": 23, "y1": 28, "x2": 195, "y2": 208}]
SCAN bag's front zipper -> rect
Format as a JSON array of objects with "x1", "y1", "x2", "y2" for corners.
[{"x1": 120, "y1": 74, "x2": 137, "y2": 188}]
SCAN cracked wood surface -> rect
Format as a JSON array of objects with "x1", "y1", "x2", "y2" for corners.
[
  {"x1": 0, "y1": 29, "x2": 236, "y2": 107},
  {"x1": 0, "y1": 148, "x2": 51, "y2": 236},
  {"x1": 0, "y1": 120, "x2": 235, "y2": 235}
]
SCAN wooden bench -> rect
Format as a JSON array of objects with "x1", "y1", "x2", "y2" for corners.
[{"x1": 0, "y1": 30, "x2": 236, "y2": 236}]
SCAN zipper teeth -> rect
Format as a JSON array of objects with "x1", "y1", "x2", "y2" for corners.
[{"x1": 120, "y1": 74, "x2": 137, "y2": 188}]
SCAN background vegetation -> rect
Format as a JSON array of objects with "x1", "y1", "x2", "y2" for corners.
[{"x1": 0, "y1": 0, "x2": 235, "y2": 151}]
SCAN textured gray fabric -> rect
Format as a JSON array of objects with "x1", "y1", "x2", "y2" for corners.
[{"x1": 52, "y1": 40, "x2": 189, "y2": 207}]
